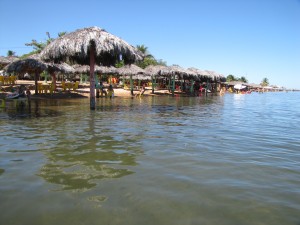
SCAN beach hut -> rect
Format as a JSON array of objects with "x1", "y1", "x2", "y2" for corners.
[
  {"x1": 73, "y1": 64, "x2": 117, "y2": 84},
  {"x1": 5, "y1": 57, "x2": 77, "y2": 94},
  {"x1": 47, "y1": 62, "x2": 75, "y2": 90},
  {"x1": 117, "y1": 64, "x2": 149, "y2": 95},
  {"x1": 0, "y1": 57, "x2": 11, "y2": 69},
  {"x1": 5, "y1": 58, "x2": 47, "y2": 94},
  {"x1": 144, "y1": 65, "x2": 171, "y2": 94},
  {"x1": 40, "y1": 26, "x2": 143, "y2": 110},
  {"x1": 0, "y1": 56, "x2": 19, "y2": 70}
]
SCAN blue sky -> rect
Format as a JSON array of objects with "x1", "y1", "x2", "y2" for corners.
[{"x1": 1, "y1": 0, "x2": 299, "y2": 89}]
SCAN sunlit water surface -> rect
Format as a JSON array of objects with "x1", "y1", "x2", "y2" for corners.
[{"x1": 1, "y1": 92, "x2": 300, "y2": 225}]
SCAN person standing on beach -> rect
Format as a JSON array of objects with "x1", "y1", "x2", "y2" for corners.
[
  {"x1": 107, "y1": 84, "x2": 114, "y2": 99},
  {"x1": 194, "y1": 82, "x2": 200, "y2": 96},
  {"x1": 135, "y1": 83, "x2": 146, "y2": 98},
  {"x1": 99, "y1": 81, "x2": 107, "y2": 97}
]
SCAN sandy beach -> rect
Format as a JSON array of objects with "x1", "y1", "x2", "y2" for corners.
[{"x1": 0, "y1": 80, "x2": 174, "y2": 99}]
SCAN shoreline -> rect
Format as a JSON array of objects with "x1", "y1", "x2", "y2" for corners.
[{"x1": 0, "y1": 80, "x2": 180, "y2": 100}]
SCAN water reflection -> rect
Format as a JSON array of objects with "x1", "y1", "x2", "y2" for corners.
[
  {"x1": 0, "y1": 99, "x2": 64, "y2": 119},
  {"x1": 37, "y1": 134, "x2": 138, "y2": 192},
  {"x1": 35, "y1": 107, "x2": 142, "y2": 192},
  {"x1": 1, "y1": 95, "x2": 225, "y2": 197},
  {"x1": 1, "y1": 93, "x2": 300, "y2": 225}
]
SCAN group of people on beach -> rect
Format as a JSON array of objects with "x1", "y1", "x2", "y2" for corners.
[
  {"x1": 96, "y1": 81, "x2": 114, "y2": 99},
  {"x1": 96, "y1": 81, "x2": 146, "y2": 98}
]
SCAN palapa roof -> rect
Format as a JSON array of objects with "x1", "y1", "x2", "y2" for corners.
[
  {"x1": 145, "y1": 65, "x2": 199, "y2": 80},
  {"x1": 167, "y1": 65, "x2": 201, "y2": 79},
  {"x1": 117, "y1": 64, "x2": 151, "y2": 80},
  {"x1": 5, "y1": 58, "x2": 47, "y2": 74},
  {"x1": 117, "y1": 64, "x2": 147, "y2": 75},
  {"x1": 205, "y1": 70, "x2": 226, "y2": 81},
  {"x1": 144, "y1": 65, "x2": 171, "y2": 76},
  {"x1": 47, "y1": 62, "x2": 75, "y2": 74},
  {"x1": 73, "y1": 64, "x2": 117, "y2": 74},
  {"x1": 4, "y1": 56, "x2": 75, "y2": 75},
  {"x1": 187, "y1": 67, "x2": 209, "y2": 77},
  {"x1": 123, "y1": 74, "x2": 152, "y2": 80},
  {"x1": 0, "y1": 56, "x2": 11, "y2": 66},
  {"x1": 0, "y1": 56, "x2": 19, "y2": 67},
  {"x1": 40, "y1": 26, "x2": 144, "y2": 66}
]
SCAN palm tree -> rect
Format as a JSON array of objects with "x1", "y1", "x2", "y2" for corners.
[
  {"x1": 226, "y1": 74, "x2": 236, "y2": 82},
  {"x1": 136, "y1": 44, "x2": 167, "y2": 68},
  {"x1": 261, "y1": 77, "x2": 269, "y2": 86},
  {"x1": 7, "y1": 50, "x2": 16, "y2": 57},
  {"x1": 136, "y1": 44, "x2": 153, "y2": 58},
  {"x1": 25, "y1": 32, "x2": 68, "y2": 55},
  {"x1": 239, "y1": 76, "x2": 248, "y2": 83},
  {"x1": 58, "y1": 32, "x2": 67, "y2": 37}
]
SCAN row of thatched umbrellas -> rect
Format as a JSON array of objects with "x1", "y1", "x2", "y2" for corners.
[
  {"x1": 2, "y1": 57, "x2": 225, "y2": 81},
  {"x1": 1, "y1": 26, "x2": 225, "y2": 109},
  {"x1": 3, "y1": 58, "x2": 225, "y2": 95}
]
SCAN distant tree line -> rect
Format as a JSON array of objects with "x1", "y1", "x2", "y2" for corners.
[
  {"x1": 226, "y1": 74, "x2": 248, "y2": 83},
  {"x1": 226, "y1": 74, "x2": 269, "y2": 86}
]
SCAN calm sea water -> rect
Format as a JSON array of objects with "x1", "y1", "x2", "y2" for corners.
[{"x1": 1, "y1": 92, "x2": 300, "y2": 225}]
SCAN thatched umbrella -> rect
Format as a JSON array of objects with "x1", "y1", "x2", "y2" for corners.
[
  {"x1": 47, "y1": 62, "x2": 75, "y2": 89},
  {"x1": 206, "y1": 70, "x2": 226, "y2": 82},
  {"x1": 40, "y1": 26, "x2": 143, "y2": 109},
  {"x1": 5, "y1": 57, "x2": 75, "y2": 94},
  {"x1": 0, "y1": 56, "x2": 19, "y2": 69},
  {"x1": 26, "y1": 54, "x2": 74, "y2": 85},
  {"x1": 0, "y1": 56, "x2": 11, "y2": 68},
  {"x1": 47, "y1": 62, "x2": 75, "y2": 74},
  {"x1": 73, "y1": 64, "x2": 117, "y2": 74},
  {"x1": 117, "y1": 64, "x2": 146, "y2": 76},
  {"x1": 187, "y1": 67, "x2": 205, "y2": 80},
  {"x1": 5, "y1": 58, "x2": 46, "y2": 74},
  {"x1": 166, "y1": 65, "x2": 194, "y2": 96},
  {"x1": 144, "y1": 65, "x2": 171, "y2": 77},
  {"x1": 117, "y1": 64, "x2": 148, "y2": 95},
  {"x1": 5, "y1": 58, "x2": 47, "y2": 94},
  {"x1": 73, "y1": 64, "x2": 117, "y2": 85},
  {"x1": 144, "y1": 65, "x2": 171, "y2": 94}
]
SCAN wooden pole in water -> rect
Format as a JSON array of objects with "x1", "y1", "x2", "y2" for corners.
[
  {"x1": 34, "y1": 73, "x2": 38, "y2": 95},
  {"x1": 151, "y1": 76, "x2": 155, "y2": 94},
  {"x1": 89, "y1": 43, "x2": 96, "y2": 110},
  {"x1": 130, "y1": 74, "x2": 134, "y2": 96}
]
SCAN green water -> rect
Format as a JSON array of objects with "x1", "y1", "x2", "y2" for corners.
[{"x1": 1, "y1": 93, "x2": 300, "y2": 225}]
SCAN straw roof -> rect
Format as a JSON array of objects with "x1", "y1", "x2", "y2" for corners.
[
  {"x1": 145, "y1": 65, "x2": 198, "y2": 79},
  {"x1": 5, "y1": 58, "x2": 47, "y2": 74},
  {"x1": 205, "y1": 70, "x2": 225, "y2": 81},
  {"x1": 47, "y1": 62, "x2": 75, "y2": 74},
  {"x1": 40, "y1": 26, "x2": 144, "y2": 66},
  {"x1": 0, "y1": 56, "x2": 11, "y2": 66},
  {"x1": 117, "y1": 64, "x2": 147, "y2": 75},
  {"x1": 144, "y1": 65, "x2": 171, "y2": 76},
  {"x1": 0, "y1": 56, "x2": 19, "y2": 67},
  {"x1": 117, "y1": 64, "x2": 151, "y2": 80},
  {"x1": 187, "y1": 67, "x2": 207, "y2": 77},
  {"x1": 4, "y1": 57, "x2": 76, "y2": 75},
  {"x1": 73, "y1": 64, "x2": 117, "y2": 74},
  {"x1": 167, "y1": 65, "x2": 187, "y2": 76}
]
